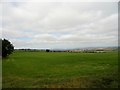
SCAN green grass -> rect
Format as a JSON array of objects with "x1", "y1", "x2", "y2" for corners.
[
  {"x1": 0, "y1": 57, "x2": 2, "y2": 89},
  {"x1": 2, "y1": 51, "x2": 118, "y2": 88}
]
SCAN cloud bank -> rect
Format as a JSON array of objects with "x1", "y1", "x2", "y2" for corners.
[{"x1": 2, "y1": 2, "x2": 118, "y2": 49}]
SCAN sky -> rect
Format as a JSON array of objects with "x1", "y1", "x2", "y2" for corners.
[{"x1": 1, "y1": 0, "x2": 118, "y2": 49}]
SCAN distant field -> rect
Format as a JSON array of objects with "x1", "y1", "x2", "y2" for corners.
[{"x1": 2, "y1": 51, "x2": 118, "y2": 88}]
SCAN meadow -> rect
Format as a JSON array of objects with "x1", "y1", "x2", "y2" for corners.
[{"x1": 2, "y1": 51, "x2": 118, "y2": 88}]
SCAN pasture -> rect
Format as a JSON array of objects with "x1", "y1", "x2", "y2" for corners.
[{"x1": 2, "y1": 51, "x2": 118, "y2": 88}]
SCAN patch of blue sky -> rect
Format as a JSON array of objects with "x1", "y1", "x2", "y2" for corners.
[
  {"x1": 16, "y1": 37, "x2": 32, "y2": 41},
  {"x1": 10, "y1": 2, "x2": 24, "y2": 7}
]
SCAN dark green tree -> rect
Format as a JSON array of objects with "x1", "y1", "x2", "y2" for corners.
[
  {"x1": 0, "y1": 39, "x2": 2, "y2": 56},
  {"x1": 46, "y1": 49, "x2": 50, "y2": 52},
  {"x1": 2, "y1": 39, "x2": 14, "y2": 57}
]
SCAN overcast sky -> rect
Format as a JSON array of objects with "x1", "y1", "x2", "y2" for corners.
[{"x1": 1, "y1": 0, "x2": 118, "y2": 49}]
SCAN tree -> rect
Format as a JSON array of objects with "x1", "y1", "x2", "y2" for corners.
[
  {"x1": 46, "y1": 49, "x2": 50, "y2": 52},
  {"x1": 0, "y1": 39, "x2": 2, "y2": 56},
  {"x1": 2, "y1": 39, "x2": 14, "y2": 57}
]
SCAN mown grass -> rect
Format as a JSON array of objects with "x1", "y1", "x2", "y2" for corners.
[{"x1": 2, "y1": 51, "x2": 118, "y2": 88}]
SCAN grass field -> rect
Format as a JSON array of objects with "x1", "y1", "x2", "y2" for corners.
[{"x1": 2, "y1": 51, "x2": 118, "y2": 88}]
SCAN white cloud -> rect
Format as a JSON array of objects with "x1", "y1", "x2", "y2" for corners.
[{"x1": 2, "y1": 2, "x2": 118, "y2": 49}]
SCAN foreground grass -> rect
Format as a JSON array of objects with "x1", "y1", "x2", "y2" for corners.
[
  {"x1": 2, "y1": 51, "x2": 118, "y2": 88},
  {"x1": 0, "y1": 57, "x2": 2, "y2": 89}
]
